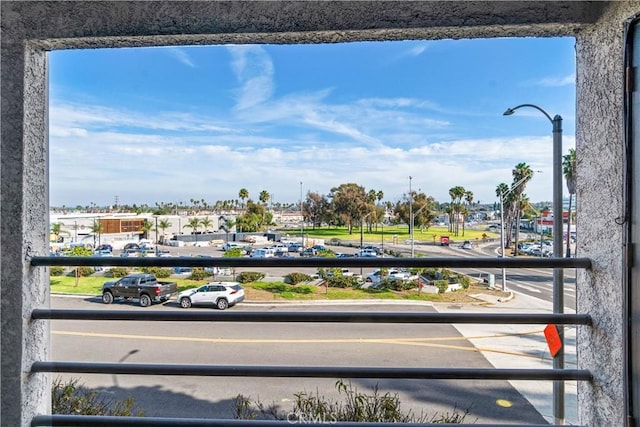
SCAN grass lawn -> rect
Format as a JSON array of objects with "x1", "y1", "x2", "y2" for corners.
[{"x1": 287, "y1": 225, "x2": 499, "y2": 245}]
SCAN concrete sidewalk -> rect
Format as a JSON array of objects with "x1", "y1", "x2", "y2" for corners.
[{"x1": 434, "y1": 292, "x2": 578, "y2": 425}]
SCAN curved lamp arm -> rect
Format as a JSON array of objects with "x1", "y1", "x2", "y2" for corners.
[{"x1": 503, "y1": 103, "x2": 553, "y2": 123}]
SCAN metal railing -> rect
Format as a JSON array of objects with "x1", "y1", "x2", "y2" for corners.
[{"x1": 30, "y1": 255, "x2": 592, "y2": 426}]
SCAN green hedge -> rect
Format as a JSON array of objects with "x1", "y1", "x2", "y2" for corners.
[
  {"x1": 238, "y1": 271, "x2": 266, "y2": 283},
  {"x1": 50, "y1": 266, "x2": 65, "y2": 276},
  {"x1": 284, "y1": 272, "x2": 313, "y2": 285}
]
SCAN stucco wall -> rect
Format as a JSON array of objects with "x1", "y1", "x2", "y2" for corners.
[
  {"x1": 575, "y1": 2, "x2": 639, "y2": 425},
  {"x1": 1, "y1": 1, "x2": 637, "y2": 425}
]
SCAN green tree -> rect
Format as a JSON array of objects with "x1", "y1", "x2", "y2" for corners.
[
  {"x1": 158, "y1": 218, "x2": 172, "y2": 241},
  {"x1": 184, "y1": 217, "x2": 201, "y2": 241},
  {"x1": 462, "y1": 190, "x2": 473, "y2": 236},
  {"x1": 259, "y1": 190, "x2": 270, "y2": 205},
  {"x1": 329, "y1": 183, "x2": 368, "y2": 234},
  {"x1": 446, "y1": 186, "x2": 464, "y2": 235},
  {"x1": 238, "y1": 188, "x2": 249, "y2": 209},
  {"x1": 236, "y1": 201, "x2": 269, "y2": 232},
  {"x1": 140, "y1": 219, "x2": 154, "y2": 240},
  {"x1": 200, "y1": 216, "x2": 213, "y2": 233},
  {"x1": 90, "y1": 220, "x2": 103, "y2": 248},
  {"x1": 51, "y1": 222, "x2": 63, "y2": 242},
  {"x1": 511, "y1": 163, "x2": 533, "y2": 254},
  {"x1": 563, "y1": 148, "x2": 577, "y2": 257},
  {"x1": 304, "y1": 191, "x2": 332, "y2": 229}
]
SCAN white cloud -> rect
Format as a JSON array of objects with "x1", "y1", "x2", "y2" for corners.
[
  {"x1": 49, "y1": 96, "x2": 574, "y2": 207},
  {"x1": 530, "y1": 74, "x2": 575, "y2": 87},
  {"x1": 166, "y1": 47, "x2": 196, "y2": 68},
  {"x1": 226, "y1": 45, "x2": 274, "y2": 110}
]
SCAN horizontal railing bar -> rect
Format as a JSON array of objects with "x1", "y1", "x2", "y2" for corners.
[
  {"x1": 31, "y1": 309, "x2": 592, "y2": 325},
  {"x1": 30, "y1": 255, "x2": 591, "y2": 269},
  {"x1": 31, "y1": 414, "x2": 567, "y2": 427},
  {"x1": 31, "y1": 361, "x2": 592, "y2": 381}
]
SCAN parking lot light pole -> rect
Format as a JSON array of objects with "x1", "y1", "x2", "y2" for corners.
[
  {"x1": 154, "y1": 216, "x2": 159, "y2": 256},
  {"x1": 408, "y1": 176, "x2": 413, "y2": 256},
  {"x1": 504, "y1": 103, "x2": 564, "y2": 425}
]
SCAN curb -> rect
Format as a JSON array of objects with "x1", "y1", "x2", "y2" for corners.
[{"x1": 497, "y1": 291, "x2": 515, "y2": 303}]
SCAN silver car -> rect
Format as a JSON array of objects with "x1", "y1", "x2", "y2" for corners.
[{"x1": 177, "y1": 282, "x2": 245, "y2": 310}]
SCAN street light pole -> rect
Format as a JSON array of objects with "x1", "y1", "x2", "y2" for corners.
[
  {"x1": 154, "y1": 216, "x2": 159, "y2": 256},
  {"x1": 300, "y1": 181, "x2": 304, "y2": 247},
  {"x1": 499, "y1": 191, "x2": 506, "y2": 291},
  {"x1": 409, "y1": 176, "x2": 413, "y2": 256},
  {"x1": 504, "y1": 103, "x2": 564, "y2": 425}
]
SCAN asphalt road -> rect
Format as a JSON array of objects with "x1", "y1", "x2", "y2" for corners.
[{"x1": 50, "y1": 295, "x2": 547, "y2": 424}]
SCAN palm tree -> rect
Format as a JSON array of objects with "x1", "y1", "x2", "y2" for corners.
[
  {"x1": 184, "y1": 217, "x2": 201, "y2": 242},
  {"x1": 200, "y1": 216, "x2": 213, "y2": 233},
  {"x1": 496, "y1": 182, "x2": 510, "y2": 250},
  {"x1": 463, "y1": 190, "x2": 473, "y2": 236},
  {"x1": 238, "y1": 188, "x2": 249, "y2": 209},
  {"x1": 158, "y1": 218, "x2": 172, "y2": 243},
  {"x1": 259, "y1": 190, "x2": 270, "y2": 205},
  {"x1": 511, "y1": 163, "x2": 533, "y2": 254},
  {"x1": 90, "y1": 220, "x2": 103, "y2": 247},
  {"x1": 51, "y1": 222, "x2": 63, "y2": 243},
  {"x1": 140, "y1": 219, "x2": 154, "y2": 240},
  {"x1": 563, "y1": 148, "x2": 577, "y2": 257}
]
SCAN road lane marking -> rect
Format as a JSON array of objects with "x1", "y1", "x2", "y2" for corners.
[{"x1": 53, "y1": 329, "x2": 574, "y2": 363}]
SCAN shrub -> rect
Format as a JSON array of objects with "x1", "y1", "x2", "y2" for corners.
[
  {"x1": 73, "y1": 267, "x2": 95, "y2": 277},
  {"x1": 52, "y1": 377, "x2": 143, "y2": 416},
  {"x1": 141, "y1": 267, "x2": 172, "y2": 278},
  {"x1": 435, "y1": 280, "x2": 449, "y2": 294},
  {"x1": 189, "y1": 268, "x2": 210, "y2": 280},
  {"x1": 458, "y1": 275, "x2": 471, "y2": 289},
  {"x1": 284, "y1": 272, "x2": 313, "y2": 285},
  {"x1": 108, "y1": 267, "x2": 129, "y2": 278},
  {"x1": 223, "y1": 247, "x2": 245, "y2": 257},
  {"x1": 237, "y1": 271, "x2": 266, "y2": 283},
  {"x1": 388, "y1": 278, "x2": 417, "y2": 291},
  {"x1": 50, "y1": 266, "x2": 65, "y2": 276},
  {"x1": 234, "y1": 379, "x2": 471, "y2": 423},
  {"x1": 327, "y1": 276, "x2": 359, "y2": 288}
]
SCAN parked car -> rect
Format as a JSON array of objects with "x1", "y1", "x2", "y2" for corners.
[
  {"x1": 355, "y1": 248, "x2": 378, "y2": 258},
  {"x1": 123, "y1": 243, "x2": 140, "y2": 250},
  {"x1": 101, "y1": 273, "x2": 178, "y2": 307},
  {"x1": 336, "y1": 253, "x2": 354, "y2": 258},
  {"x1": 250, "y1": 248, "x2": 275, "y2": 258},
  {"x1": 363, "y1": 246, "x2": 383, "y2": 256},
  {"x1": 300, "y1": 247, "x2": 317, "y2": 257},
  {"x1": 95, "y1": 244, "x2": 113, "y2": 253},
  {"x1": 270, "y1": 243, "x2": 289, "y2": 253},
  {"x1": 287, "y1": 242, "x2": 304, "y2": 252},
  {"x1": 177, "y1": 282, "x2": 245, "y2": 310},
  {"x1": 365, "y1": 269, "x2": 413, "y2": 284},
  {"x1": 221, "y1": 242, "x2": 240, "y2": 251},
  {"x1": 119, "y1": 248, "x2": 139, "y2": 257}
]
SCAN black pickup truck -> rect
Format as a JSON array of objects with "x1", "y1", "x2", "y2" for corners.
[{"x1": 101, "y1": 273, "x2": 178, "y2": 307}]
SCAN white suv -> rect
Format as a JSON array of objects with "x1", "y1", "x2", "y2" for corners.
[{"x1": 177, "y1": 282, "x2": 245, "y2": 310}]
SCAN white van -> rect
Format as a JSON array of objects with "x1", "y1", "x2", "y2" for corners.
[{"x1": 250, "y1": 248, "x2": 275, "y2": 258}]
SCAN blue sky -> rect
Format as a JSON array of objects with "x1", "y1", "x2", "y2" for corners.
[{"x1": 49, "y1": 37, "x2": 576, "y2": 208}]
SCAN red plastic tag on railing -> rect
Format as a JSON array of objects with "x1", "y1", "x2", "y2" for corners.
[{"x1": 544, "y1": 324, "x2": 562, "y2": 358}]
